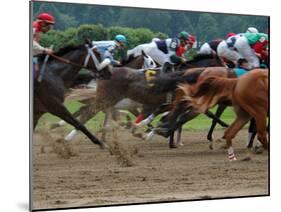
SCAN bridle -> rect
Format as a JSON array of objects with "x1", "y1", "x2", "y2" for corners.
[{"x1": 49, "y1": 44, "x2": 109, "y2": 71}]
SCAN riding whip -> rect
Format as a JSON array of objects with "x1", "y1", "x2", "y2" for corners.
[{"x1": 38, "y1": 45, "x2": 53, "y2": 82}]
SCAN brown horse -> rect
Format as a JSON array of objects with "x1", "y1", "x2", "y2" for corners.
[
  {"x1": 153, "y1": 67, "x2": 233, "y2": 148},
  {"x1": 62, "y1": 54, "x2": 226, "y2": 143},
  {"x1": 180, "y1": 69, "x2": 268, "y2": 160}
]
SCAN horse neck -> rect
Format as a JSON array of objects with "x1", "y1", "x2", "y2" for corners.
[
  {"x1": 183, "y1": 58, "x2": 222, "y2": 70},
  {"x1": 49, "y1": 49, "x2": 89, "y2": 88},
  {"x1": 125, "y1": 56, "x2": 144, "y2": 69}
]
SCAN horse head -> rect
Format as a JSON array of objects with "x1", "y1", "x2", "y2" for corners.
[
  {"x1": 123, "y1": 50, "x2": 158, "y2": 69},
  {"x1": 84, "y1": 39, "x2": 112, "y2": 79},
  {"x1": 141, "y1": 50, "x2": 158, "y2": 69}
]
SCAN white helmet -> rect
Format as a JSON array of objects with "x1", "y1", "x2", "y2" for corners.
[{"x1": 246, "y1": 27, "x2": 259, "y2": 33}]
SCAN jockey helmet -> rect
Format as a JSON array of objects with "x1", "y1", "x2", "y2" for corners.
[
  {"x1": 178, "y1": 31, "x2": 189, "y2": 40},
  {"x1": 115, "y1": 34, "x2": 127, "y2": 44},
  {"x1": 178, "y1": 31, "x2": 196, "y2": 44},
  {"x1": 226, "y1": 32, "x2": 235, "y2": 38},
  {"x1": 37, "y1": 13, "x2": 55, "y2": 24},
  {"x1": 246, "y1": 27, "x2": 259, "y2": 33}
]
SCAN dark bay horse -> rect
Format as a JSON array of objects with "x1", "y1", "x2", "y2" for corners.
[
  {"x1": 33, "y1": 41, "x2": 111, "y2": 148},
  {"x1": 62, "y1": 54, "x2": 227, "y2": 143},
  {"x1": 180, "y1": 69, "x2": 269, "y2": 160},
  {"x1": 51, "y1": 51, "x2": 157, "y2": 135}
]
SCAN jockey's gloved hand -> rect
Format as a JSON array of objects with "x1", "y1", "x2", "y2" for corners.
[
  {"x1": 44, "y1": 48, "x2": 53, "y2": 55},
  {"x1": 180, "y1": 57, "x2": 187, "y2": 63}
]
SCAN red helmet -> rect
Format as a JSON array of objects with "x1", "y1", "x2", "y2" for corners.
[
  {"x1": 226, "y1": 32, "x2": 235, "y2": 38},
  {"x1": 37, "y1": 13, "x2": 55, "y2": 24}
]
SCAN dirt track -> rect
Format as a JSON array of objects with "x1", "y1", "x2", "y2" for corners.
[{"x1": 32, "y1": 128, "x2": 268, "y2": 210}]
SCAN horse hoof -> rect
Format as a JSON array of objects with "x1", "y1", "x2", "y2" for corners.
[
  {"x1": 241, "y1": 156, "x2": 251, "y2": 161},
  {"x1": 169, "y1": 144, "x2": 177, "y2": 149},
  {"x1": 155, "y1": 128, "x2": 170, "y2": 138},
  {"x1": 207, "y1": 136, "x2": 213, "y2": 142},
  {"x1": 228, "y1": 157, "x2": 237, "y2": 162},
  {"x1": 209, "y1": 143, "x2": 213, "y2": 150},
  {"x1": 100, "y1": 141, "x2": 109, "y2": 150},
  {"x1": 254, "y1": 146, "x2": 264, "y2": 154},
  {"x1": 145, "y1": 131, "x2": 155, "y2": 141}
]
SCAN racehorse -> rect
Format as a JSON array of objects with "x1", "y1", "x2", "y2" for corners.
[
  {"x1": 180, "y1": 69, "x2": 268, "y2": 160},
  {"x1": 33, "y1": 40, "x2": 111, "y2": 149},
  {"x1": 62, "y1": 54, "x2": 228, "y2": 144},
  {"x1": 51, "y1": 51, "x2": 158, "y2": 140},
  {"x1": 144, "y1": 66, "x2": 233, "y2": 148}
]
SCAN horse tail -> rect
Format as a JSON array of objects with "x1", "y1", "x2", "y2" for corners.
[
  {"x1": 179, "y1": 76, "x2": 238, "y2": 112},
  {"x1": 152, "y1": 68, "x2": 204, "y2": 93},
  {"x1": 194, "y1": 76, "x2": 237, "y2": 98}
]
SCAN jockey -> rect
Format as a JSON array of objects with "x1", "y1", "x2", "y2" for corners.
[
  {"x1": 170, "y1": 32, "x2": 196, "y2": 63},
  {"x1": 199, "y1": 38, "x2": 223, "y2": 55},
  {"x1": 127, "y1": 31, "x2": 196, "y2": 70},
  {"x1": 33, "y1": 12, "x2": 55, "y2": 56},
  {"x1": 92, "y1": 34, "x2": 127, "y2": 67},
  {"x1": 32, "y1": 13, "x2": 55, "y2": 78},
  {"x1": 217, "y1": 32, "x2": 268, "y2": 69},
  {"x1": 198, "y1": 32, "x2": 235, "y2": 56}
]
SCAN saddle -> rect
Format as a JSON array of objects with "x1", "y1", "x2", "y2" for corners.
[
  {"x1": 226, "y1": 37, "x2": 237, "y2": 51},
  {"x1": 155, "y1": 40, "x2": 168, "y2": 54}
]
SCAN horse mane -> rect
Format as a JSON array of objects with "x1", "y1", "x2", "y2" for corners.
[
  {"x1": 193, "y1": 76, "x2": 237, "y2": 98},
  {"x1": 122, "y1": 54, "x2": 141, "y2": 65},
  {"x1": 178, "y1": 53, "x2": 223, "y2": 70},
  {"x1": 179, "y1": 76, "x2": 237, "y2": 112},
  {"x1": 151, "y1": 68, "x2": 205, "y2": 93},
  {"x1": 191, "y1": 53, "x2": 216, "y2": 62}
]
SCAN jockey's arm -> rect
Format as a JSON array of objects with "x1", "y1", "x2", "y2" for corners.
[
  {"x1": 104, "y1": 50, "x2": 120, "y2": 66},
  {"x1": 170, "y1": 54, "x2": 186, "y2": 64},
  {"x1": 33, "y1": 40, "x2": 52, "y2": 55}
]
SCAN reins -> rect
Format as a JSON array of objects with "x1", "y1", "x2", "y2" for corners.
[{"x1": 49, "y1": 53, "x2": 88, "y2": 69}]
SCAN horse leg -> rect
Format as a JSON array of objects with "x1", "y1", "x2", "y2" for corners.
[
  {"x1": 246, "y1": 118, "x2": 257, "y2": 148},
  {"x1": 156, "y1": 101, "x2": 189, "y2": 137},
  {"x1": 100, "y1": 108, "x2": 115, "y2": 142},
  {"x1": 205, "y1": 109, "x2": 229, "y2": 128},
  {"x1": 223, "y1": 110, "x2": 251, "y2": 161},
  {"x1": 64, "y1": 101, "x2": 106, "y2": 142},
  {"x1": 176, "y1": 126, "x2": 183, "y2": 146},
  {"x1": 206, "y1": 104, "x2": 228, "y2": 142},
  {"x1": 46, "y1": 98, "x2": 106, "y2": 148},
  {"x1": 254, "y1": 112, "x2": 268, "y2": 150},
  {"x1": 169, "y1": 130, "x2": 177, "y2": 148},
  {"x1": 50, "y1": 109, "x2": 82, "y2": 129},
  {"x1": 137, "y1": 103, "x2": 170, "y2": 127},
  {"x1": 170, "y1": 109, "x2": 199, "y2": 133}
]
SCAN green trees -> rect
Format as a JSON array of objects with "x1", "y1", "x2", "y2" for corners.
[
  {"x1": 196, "y1": 13, "x2": 219, "y2": 44},
  {"x1": 33, "y1": 1, "x2": 269, "y2": 47},
  {"x1": 39, "y1": 24, "x2": 168, "y2": 52}
]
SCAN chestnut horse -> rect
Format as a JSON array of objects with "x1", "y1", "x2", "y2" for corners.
[{"x1": 180, "y1": 69, "x2": 268, "y2": 160}]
